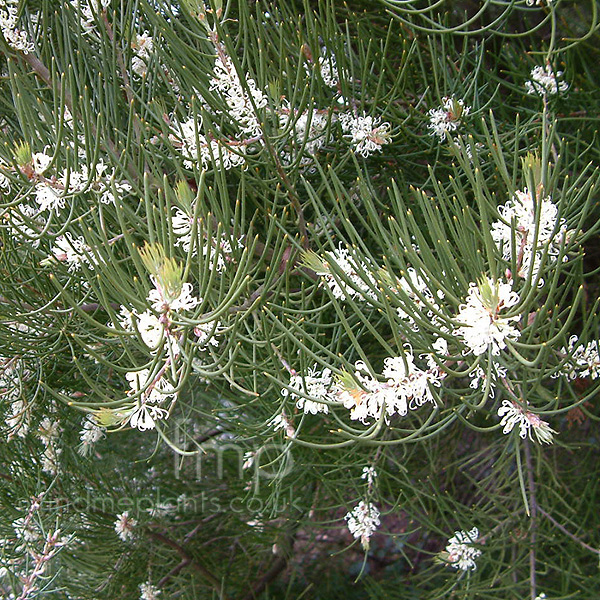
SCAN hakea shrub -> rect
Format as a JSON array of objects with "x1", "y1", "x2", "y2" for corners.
[{"x1": 0, "y1": 1, "x2": 599, "y2": 599}]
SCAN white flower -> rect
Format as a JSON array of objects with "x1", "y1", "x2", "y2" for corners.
[
  {"x1": 131, "y1": 32, "x2": 153, "y2": 77},
  {"x1": 135, "y1": 309, "x2": 164, "y2": 349},
  {"x1": 70, "y1": 0, "x2": 111, "y2": 33},
  {"x1": 491, "y1": 188, "x2": 569, "y2": 281},
  {"x1": 338, "y1": 352, "x2": 441, "y2": 424},
  {"x1": 78, "y1": 415, "x2": 105, "y2": 456},
  {"x1": 317, "y1": 53, "x2": 339, "y2": 88},
  {"x1": 339, "y1": 112, "x2": 391, "y2": 158},
  {"x1": 344, "y1": 501, "x2": 381, "y2": 550},
  {"x1": 269, "y1": 412, "x2": 296, "y2": 438},
  {"x1": 146, "y1": 502, "x2": 177, "y2": 518},
  {"x1": 525, "y1": 64, "x2": 568, "y2": 96},
  {"x1": 442, "y1": 527, "x2": 482, "y2": 571},
  {"x1": 561, "y1": 335, "x2": 600, "y2": 380},
  {"x1": 125, "y1": 369, "x2": 177, "y2": 431},
  {"x1": 194, "y1": 320, "x2": 222, "y2": 349},
  {"x1": 37, "y1": 417, "x2": 62, "y2": 474},
  {"x1": 13, "y1": 516, "x2": 40, "y2": 544},
  {"x1": 428, "y1": 97, "x2": 471, "y2": 140},
  {"x1": 202, "y1": 236, "x2": 243, "y2": 272},
  {"x1": 140, "y1": 582, "x2": 160, "y2": 600},
  {"x1": 361, "y1": 466, "x2": 377, "y2": 487},
  {"x1": 126, "y1": 368, "x2": 177, "y2": 406},
  {"x1": 32, "y1": 151, "x2": 52, "y2": 175},
  {"x1": 34, "y1": 181, "x2": 65, "y2": 212},
  {"x1": 279, "y1": 105, "x2": 329, "y2": 165},
  {"x1": 148, "y1": 281, "x2": 199, "y2": 313},
  {"x1": 7, "y1": 398, "x2": 30, "y2": 438},
  {"x1": 114, "y1": 511, "x2": 136, "y2": 542},
  {"x1": 0, "y1": 0, "x2": 35, "y2": 53},
  {"x1": 128, "y1": 403, "x2": 168, "y2": 431},
  {"x1": 50, "y1": 233, "x2": 101, "y2": 272},
  {"x1": 0, "y1": 169, "x2": 10, "y2": 191},
  {"x1": 98, "y1": 174, "x2": 132, "y2": 205},
  {"x1": 454, "y1": 277, "x2": 521, "y2": 356},
  {"x1": 172, "y1": 208, "x2": 243, "y2": 269},
  {"x1": 282, "y1": 365, "x2": 334, "y2": 414},
  {"x1": 469, "y1": 362, "x2": 507, "y2": 398},
  {"x1": 210, "y1": 51, "x2": 267, "y2": 138},
  {"x1": 315, "y1": 243, "x2": 378, "y2": 301},
  {"x1": 38, "y1": 417, "x2": 60, "y2": 446},
  {"x1": 498, "y1": 400, "x2": 557, "y2": 444},
  {"x1": 6, "y1": 203, "x2": 46, "y2": 247},
  {"x1": 172, "y1": 116, "x2": 246, "y2": 170}
]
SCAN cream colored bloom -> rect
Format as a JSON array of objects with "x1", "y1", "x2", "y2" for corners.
[{"x1": 454, "y1": 278, "x2": 520, "y2": 356}]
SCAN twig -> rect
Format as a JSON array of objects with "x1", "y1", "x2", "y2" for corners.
[
  {"x1": 146, "y1": 530, "x2": 228, "y2": 598},
  {"x1": 157, "y1": 559, "x2": 190, "y2": 588},
  {"x1": 538, "y1": 507, "x2": 600, "y2": 556}
]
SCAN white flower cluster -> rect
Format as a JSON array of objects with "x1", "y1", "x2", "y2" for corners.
[
  {"x1": 454, "y1": 277, "x2": 521, "y2": 356},
  {"x1": 443, "y1": 527, "x2": 482, "y2": 571},
  {"x1": 279, "y1": 105, "x2": 329, "y2": 165},
  {"x1": 0, "y1": 164, "x2": 11, "y2": 191},
  {"x1": 117, "y1": 305, "x2": 164, "y2": 350},
  {"x1": 317, "y1": 53, "x2": 339, "y2": 88},
  {"x1": 338, "y1": 348, "x2": 443, "y2": 424},
  {"x1": 428, "y1": 97, "x2": 471, "y2": 140},
  {"x1": 115, "y1": 274, "x2": 204, "y2": 431},
  {"x1": 210, "y1": 52, "x2": 268, "y2": 138},
  {"x1": 314, "y1": 243, "x2": 378, "y2": 301},
  {"x1": 497, "y1": 400, "x2": 556, "y2": 444},
  {"x1": 345, "y1": 501, "x2": 381, "y2": 550},
  {"x1": 491, "y1": 188, "x2": 569, "y2": 281},
  {"x1": 50, "y1": 232, "x2": 102, "y2": 272},
  {"x1": 32, "y1": 154, "x2": 131, "y2": 212},
  {"x1": 78, "y1": 415, "x2": 105, "y2": 456},
  {"x1": 117, "y1": 275, "x2": 200, "y2": 349},
  {"x1": 131, "y1": 32, "x2": 153, "y2": 77},
  {"x1": 70, "y1": 0, "x2": 111, "y2": 34},
  {"x1": 140, "y1": 582, "x2": 161, "y2": 600},
  {"x1": 525, "y1": 64, "x2": 568, "y2": 96},
  {"x1": 148, "y1": 281, "x2": 199, "y2": 314},
  {"x1": 303, "y1": 49, "x2": 340, "y2": 88},
  {"x1": 171, "y1": 47, "x2": 269, "y2": 168},
  {"x1": 114, "y1": 511, "x2": 136, "y2": 542},
  {"x1": 282, "y1": 364, "x2": 335, "y2": 414},
  {"x1": 172, "y1": 208, "x2": 244, "y2": 271},
  {"x1": 2, "y1": 358, "x2": 31, "y2": 438},
  {"x1": 561, "y1": 335, "x2": 600, "y2": 380},
  {"x1": 38, "y1": 417, "x2": 62, "y2": 475},
  {"x1": 126, "y1": 368, "x2": 177, "y2": 431},
  {"x1": 193, "y1": 320, "x2": 223, "y2": 349},
  {"x1": 172, "y1": 116, "x2": 246, "y2": 170},
  {"x1": 394, "y1": 267, "x2": 445, "y2": 330},
  {"x1": 13, "y1": 514, "x2": 40, "y2": 546},
  {"x1": 339, "y1": 112, "x2": 391, "y2": 158},
  {"x1": 0, "y1": 0, "x2": 35, "y2": 53},
  {"x1": 7, "y1": 398, "x2": 30, "y2": 439}
]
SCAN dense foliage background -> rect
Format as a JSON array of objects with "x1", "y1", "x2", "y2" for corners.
[{"x1": 0, "y1": 1, "x2": 599, "y2": 599}]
